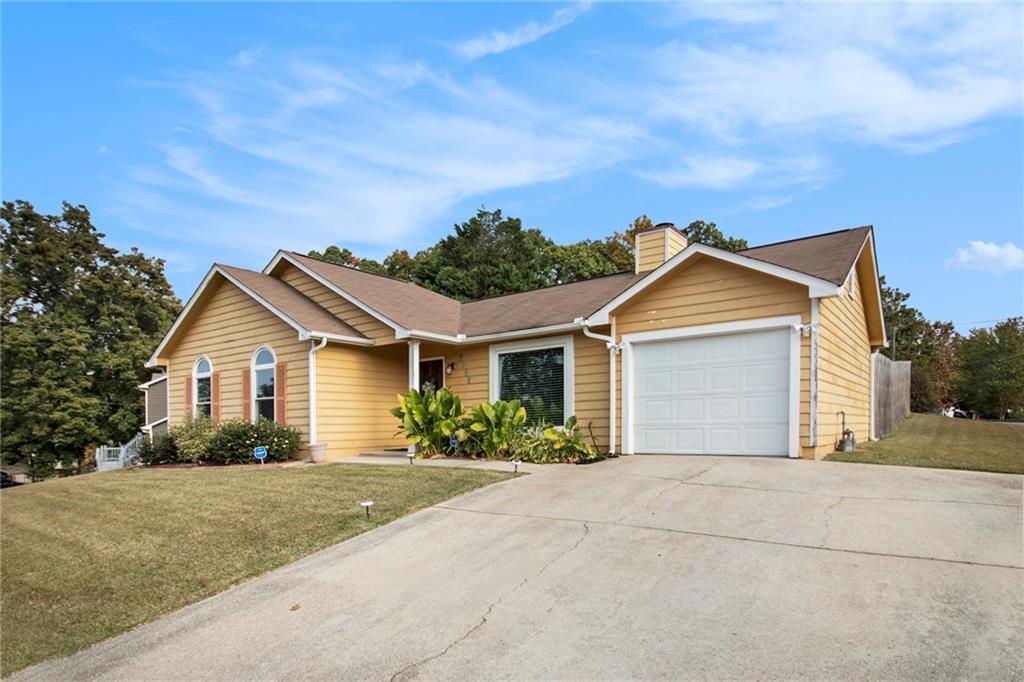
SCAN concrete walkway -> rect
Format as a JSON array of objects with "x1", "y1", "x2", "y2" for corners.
[{"x1": 14, "y1": 456, "x2": 1023, "y2": 681}]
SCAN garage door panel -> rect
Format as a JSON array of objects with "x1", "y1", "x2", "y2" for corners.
[
  {"x1": 673, "y1": 399, "x2": 703, "y2": 422},
  {"x1": 632, "y1": 327, "x2": 791, "y2": 456},
  {"x1": 744, "y1": 395, "x2": 785, "y2": 421},
  {"x1": 708, "y1": 366, "x2": 742, "y2": 391},
  {"x1": 708, "y1": 397, "x2": 740, "y2": 421},
  {"x1": 674, "y1": 368, "x2": 704, "y2": 392},
  {"x1": 745, "y1": 362, "x2": 787, "y2": 389},
  {"x1": 639, "y1": 370, "x2": 673, "y2": 394},
  {"x1": 743, "y1": 426, "x2": 788, "y2": 454}
]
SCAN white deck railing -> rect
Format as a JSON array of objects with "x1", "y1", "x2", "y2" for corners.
[{"x1": 96, "y1": 432, "x2": 146, "y2": 471}]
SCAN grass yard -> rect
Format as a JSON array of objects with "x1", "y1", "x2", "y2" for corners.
[
  {"x1": 827, "y1": 413, "x2": 1024, "y2": 474},
  {"x1": 0, "y1": 463, "x2": 512, "y2": 676}
]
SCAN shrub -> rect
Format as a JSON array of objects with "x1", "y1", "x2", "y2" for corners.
[
  {"x1": 139, "y1": 432, "x2": 178, "y2": 465},
  {"x1": 513, "y1": 416, "x2": 602, "y2": 464},
  {"x1": 465, "y1": 399, "x2": 528, "y2": 459},
  {"x1": 204, "y1": 418, "x2": 301, "y2": 464},
  {"x1": 390, "y1": 387, "x2": 465, "y2": 457},
  {"x1": 168, "y1": 415, "x2": 217, "y2": 463}
]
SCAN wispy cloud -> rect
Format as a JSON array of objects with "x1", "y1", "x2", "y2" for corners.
[
  {"x1": 453, "y1": 2, "x2": 591, "y2": 59},
  {"x1": 949, "y1": 241, "x2": 1024, "y2": 274},
  {"x1": 649, "y1": 3, "x2": 1023, "y2": 148},
  {"x1": 639, "y1": 154, "x2": 824, "y2": 191}
]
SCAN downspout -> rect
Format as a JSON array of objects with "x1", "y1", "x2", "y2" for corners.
[
  {"x1": 808, "y1": 299, "x2": 820, "y2": 450},
  {"x1": 308, "y1": 336, "x2": 328, "y2": 445},
  {"x1": 576, "y1": 317, "x2": 620, "y2": 455}
]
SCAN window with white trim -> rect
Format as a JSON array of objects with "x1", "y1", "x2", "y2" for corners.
[
  {"x1": 489, "y1": 336, "x2": 574, "y2": 425},
  {"x1": 193, "y1": 356, "x2": 212, "y2": 417},
  {"x1": 252, "y1": 346, "x2": 276, "y2": 422}
]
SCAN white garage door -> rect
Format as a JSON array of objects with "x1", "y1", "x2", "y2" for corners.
[{"x1": 632, "y1": 328, "x2": 791, "y2": 456}]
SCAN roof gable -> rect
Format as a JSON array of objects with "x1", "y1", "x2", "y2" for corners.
[{"x1": 739, "y1": 226, "x2": 872, "y2": 285}]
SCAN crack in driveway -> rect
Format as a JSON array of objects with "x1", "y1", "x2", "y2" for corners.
[{"x1": 389, "y1": 522, "x2": 591, "y2": 682}]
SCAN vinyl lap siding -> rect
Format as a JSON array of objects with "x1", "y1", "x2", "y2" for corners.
[
  {"x1": 612, "y1": 255, "x2": 813, "y2": 457},
  {"x1": 166, "y1": 277, "x2": 310, "y2": 445},
  {"x1": 814, "y1": 269, "x2": 871, "y2": 457},
  {"x1": 275, "y1": 263, "x2": 396, "y2": 344},
  {"x1": 636, "y1": 231, "x2": 667, "y2": 273},
  {"x1": 316, "y1": 343, "x2": 408, "y2": 458},
  {"x1": 146, "y1": 378, "x2": 168, "y2": 424}
]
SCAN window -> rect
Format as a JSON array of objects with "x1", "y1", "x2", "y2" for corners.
[
  {"x1": 489, "y1": 336, "x2": 574, "y2": 425},
  {"x1": 252, "y1": 346, "x2": 276, "y2": 422},
  {"x1": 193, "y1": 356, "x2": 212, "y2": 417}
]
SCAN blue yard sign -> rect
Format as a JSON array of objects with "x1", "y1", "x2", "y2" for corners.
[
  {"x1": 253, "y1": 446, "x2": 268, "y2": 463},
  {"x1": 449, "y1": 435, "x2": 459, "y2": 452}
]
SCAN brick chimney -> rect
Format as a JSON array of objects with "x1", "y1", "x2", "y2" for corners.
[{"x1": 635, "y1": 223, "x2": 688, "y2": 274}]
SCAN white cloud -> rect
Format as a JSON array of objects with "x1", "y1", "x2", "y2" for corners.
[
  {"x1": 950, "y1": 241, "x2": 1024, "y2": 274},
  {"x1": 97, "y1": 144, "x2": 109, "y2": 155},
  {"x1": 454, "y1": 2, "x2": 590, "y2": 59},
  {"x1": 650, "y1": 3, "x2": 1023, "y2": 147},
  {"x1": 230, "y1": 46, "x2": 263, "y2": 68},
  {"x1": 639, "y1": 154, "x2": 824, "y2": 191}
]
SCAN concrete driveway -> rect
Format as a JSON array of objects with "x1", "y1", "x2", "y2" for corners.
[{"x1": 15, "y1": 456, "x2": 1023, "y2": 681}]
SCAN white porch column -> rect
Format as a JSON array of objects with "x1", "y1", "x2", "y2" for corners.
[
  {"x1": 407, "y1": 340, "x2": 421, "y2": 455},
  {"x1": 408, "y1": 340, "x2": 421, "y2": 390}
]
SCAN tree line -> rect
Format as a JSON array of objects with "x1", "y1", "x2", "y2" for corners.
[{"x1": 880, "y1": 278, "x2": 1023, "y2": 419}]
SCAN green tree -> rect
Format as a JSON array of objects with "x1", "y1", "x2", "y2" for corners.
[
  {"x1": 680, "y1": 220, "x2": 748, "y2": 252},
  {"x1": 1, "y1": 201, "x2": 180, "y2": 478},
  {"x1": 411, "y1": 208, "x2": 556, "y2": 300},
  {"x1": 957, "y1": 318, "x2": 1024, "y2": 419}
]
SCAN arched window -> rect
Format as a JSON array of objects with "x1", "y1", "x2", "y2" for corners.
[
  {"x1": 193, "y1": 356, "x2": 213, "y2": 417},
  {"x1": 251, "y1": 346, "x2": 276, "y2": 422}
]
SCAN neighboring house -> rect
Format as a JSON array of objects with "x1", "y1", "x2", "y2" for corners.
[
  {"x1": 138, "y1": 373, "x2": 169, "y2": 436},
  {"x1": 145, "y1": 224, "x2": 886, "y2": 460}
]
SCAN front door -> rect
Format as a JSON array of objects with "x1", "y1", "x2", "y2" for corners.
[{"x1": 419, "y1": 358, "x2": 445, "y2": 392}]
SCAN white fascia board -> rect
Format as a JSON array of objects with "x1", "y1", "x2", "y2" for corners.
[
  {"x1": 263, "y1": 251, "x2": 408, "y2": 335},
  {"x1": 589, "y1": 243, "x2": 843, "y2": 325},
  {"x1": 137, "y1": 375, "x2": 168, "y2": 390},
  {"x1": 398, "y1": 322, "x2": 584, "y2": 346},
  {"x1": 307, "y1": 331, "x2": 375, "y2": 346}
]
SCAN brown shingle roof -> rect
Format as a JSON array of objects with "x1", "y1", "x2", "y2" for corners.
[
  {"x1": 269, "y1": 226, "x2": 872, "y2": 339},
  {"x1": 739, "y1": 226, "x2": 871, "y2": 285},
  {"x1": 460, "y1": 272, "x2": 644, "y2": 337},
  {"x1": 285, "y1": 253, "x2": 463, "y2": 336},
  {"x1": 218, "y1": 265, "x2": 366, "y2": 339}
]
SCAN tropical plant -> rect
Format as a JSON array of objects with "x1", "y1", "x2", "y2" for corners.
[
  {"x1": 390, "y1": 387, "x2": 465, "y2": 456},
  {"x1": 513, "y1": 416, "x2": 602, "y2": 464},
  {"x1": 464, "y1": 399, "x2": 528, "y2": 458}
]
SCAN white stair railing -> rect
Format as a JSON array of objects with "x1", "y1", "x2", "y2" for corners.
[{"x1": 96, "y1": 432, "x2": 146, "y2": 472}]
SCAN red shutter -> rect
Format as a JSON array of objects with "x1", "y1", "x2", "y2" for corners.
[
  {"x1": 184, "y1": 374, "x2": 192, "y2": 418},
  {"x1": 275, "y1": 362, "x2": 288, "y2": 425},
  {"x1": 211, "y1": 371, "x2": 221, "y2": 420},
  {"x1": 241, "y1": 369, "x2": 252, "y2": 421}
]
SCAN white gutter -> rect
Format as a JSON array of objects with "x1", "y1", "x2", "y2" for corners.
[
  {"x1": 576, "y1": 317, "x2": 619, "y2": 456},
  {"x1": 308, "y1": 336, "x2": 328, "y2": 445},
  {"x1": 395, "y1": 322, "x2": 583, "y2": 345},
  {"x1": 301, "y1": 330, "x2": 374, "y2": 346}
]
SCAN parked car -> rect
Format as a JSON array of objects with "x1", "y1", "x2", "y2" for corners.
[
  {"x1": 952, "y1": 408, "x2": 969, "y2": 419},
  {"x1": 1, "y1": 472, "x2": 24, "y2": 489}
]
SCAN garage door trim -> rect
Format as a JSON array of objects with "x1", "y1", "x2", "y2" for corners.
[{"x1": 621, "y1": 315, "x2": 802, "y2": 458}]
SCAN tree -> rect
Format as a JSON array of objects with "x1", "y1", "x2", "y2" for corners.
[
  {"x1": 957, "y1": 318, "x2": 1024, "y2": 419},
  {"x1": 411, "y1": 208, "x2": 556, "y2": 301},
  {"x1": 1, "y1": 201, "x2": 180, "y2": 478},
  {"x1": 680, "y1": 220, "x2": 748, "y2": 252}
]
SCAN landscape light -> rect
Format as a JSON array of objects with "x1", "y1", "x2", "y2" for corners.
[
  {"x1": 361, "y1": 500, "x2": 374, "y2": 518},
  {"x1": 407, "y1": 452, "x2": 415, "y2": 464},
  {"x1": 511, "y1": 459, "x2": 522, "y2": 474}
]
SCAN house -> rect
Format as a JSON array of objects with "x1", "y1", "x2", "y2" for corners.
[{"x1": 143, "y1": 223, "x2": 886, "y2": 460}]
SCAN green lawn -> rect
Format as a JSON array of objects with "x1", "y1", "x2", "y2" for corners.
[
  {"x1": 0, "y1": 463, "x2": 512, "y2": 676},
  {"x1": 827, "y1": 413, "x2": 1024, "y2": 474}
]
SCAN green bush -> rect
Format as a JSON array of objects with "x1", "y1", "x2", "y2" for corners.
[
  {"x1": 464, "y1": 399, "x2": 528, "y2": 458},
  {"x1": 390, "y1": 387, "x2": 465, "y2": 457},
  {"x1": 138, "y1": 432, "x2": 178, "y2": 465},
  {"x1": 513, "y1": 416, "x2": 602, "y2": 464},
  {"x1": 204, "y1": 418, "x2": 301, "y2": 464},
  {"x1": 168, "y1": 415, "x2": 217, "y2": 463}
]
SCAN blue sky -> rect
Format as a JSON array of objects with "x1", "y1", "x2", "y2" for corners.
[{"x1": 3, "y1": 2, "x2": 1022, "y2": 329}]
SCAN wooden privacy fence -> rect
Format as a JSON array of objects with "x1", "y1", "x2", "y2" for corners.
[{"x1": 872, "y1": 353, "x2": 911, "y2": 439}]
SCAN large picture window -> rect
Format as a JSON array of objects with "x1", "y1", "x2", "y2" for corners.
[
  {"x1": 193, "y1": 356, "x2": 212, "y2": 417},
  {"x1": 489, "y1": 336, "x2": 574, "y2": 426},
  {"x1": 252, "y1": 346, "x2": 276, "y2": 422}
]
